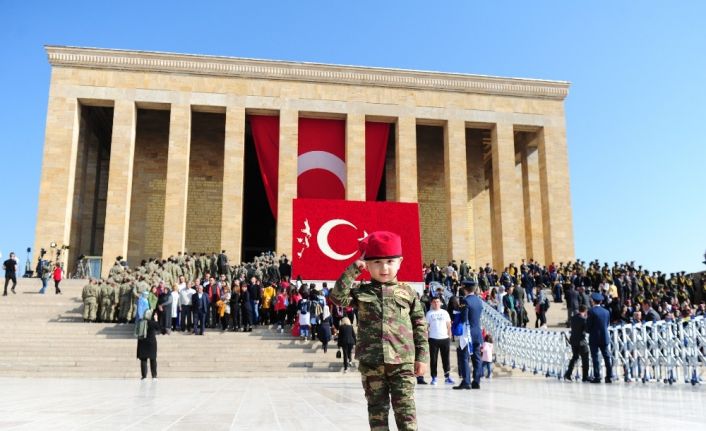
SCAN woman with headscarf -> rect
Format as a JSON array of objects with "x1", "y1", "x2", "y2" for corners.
[
  {"x1": 135, "y1": 290, "x2": 150, "y2": 331},
  {"x1": 318, "y1": 304, "x2": 332, "y2": 353},
  {"x1": 136, "y1": 309, "x2": 161, "y2": 380},
  {"x1": 239, "y1": 283, "x2": 252, "y2": 332},
  {"x1": 157, "y1": 284, "x2": 173, "y2": 334}
]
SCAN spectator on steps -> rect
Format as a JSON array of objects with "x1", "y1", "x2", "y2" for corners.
[
  {"x1": 52, "y1": 263, "x2": 63, "y2": 295},
  {"x1": 136, "y1": 309, "x2": 160, "y2": 380},
  {"x1": 337, "y1": 317, "x2": 356, "y2": 373},
  {"x1": 318, "y1": 304, "x2": 332, "y2": 353}
]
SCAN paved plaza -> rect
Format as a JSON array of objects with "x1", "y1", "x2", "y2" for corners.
[{"x1": 0, "y1": 377, "x2": 703, "y2": 430}]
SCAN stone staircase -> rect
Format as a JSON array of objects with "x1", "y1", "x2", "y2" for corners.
[
  {"x1": 0, "y1": 278, "x2": 529, "y2": 379},
  {"x1": 0, "y1": 279, "x2": 352, "y2": 378}
]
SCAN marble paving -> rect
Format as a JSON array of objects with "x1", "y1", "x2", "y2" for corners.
[{"x1": 0, "y1": 377, "x2": 703, "y2": 430}]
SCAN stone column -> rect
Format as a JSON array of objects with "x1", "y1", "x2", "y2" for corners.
[
  {"x1": 490, "y1": 122, "x2": 524, "y2": 268},
  {"x1": 101, "y1": 100, "x2": 136, "y2": 277},
  {"x1": 538, "y1": 119, "x2": 575, "y2": 264},
  {"x1": 521, "y1": 137, "x2": 545, "y2": 264},
  {"x1": 466, "y1": 132, "x2": 492, "y2": 268},
  {"x1": 33, "y1": 91, "x2": 80, "y2": 269},
  {"x1": 444, "y1": 119, "x2": 469, "y2": 261},
  {"x1": 162, "y1": 104, "x2": 191, "y2": 257},
  {"x1": 395, "y1": 116, "x2": 417, "y2": 202},
  {"x1": 220, "y1": 105, "x2": 246, "y2": 263},
  {"x1": 276, "y1": 109, "x2": 298, "y2": 258},
  {"x1": 345, "y1": 113, "x2": 366, "y2": 201}
]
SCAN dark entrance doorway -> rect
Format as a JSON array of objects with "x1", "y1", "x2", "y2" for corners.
[{"x1": 241, "y1": 118, "x2": 276, "y2": 261}]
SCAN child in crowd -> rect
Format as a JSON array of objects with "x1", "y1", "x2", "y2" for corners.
[
  {"x1": 481, "y1": 333, "x2": 494, "y2": 379},
  {"x1": 298, "y1": 296, "x2": 311, "y2": 340}
]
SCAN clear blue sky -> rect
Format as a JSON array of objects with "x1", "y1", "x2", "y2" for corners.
[{"x1": 1, "y1": 1, "x2": 704, "y2": 273}]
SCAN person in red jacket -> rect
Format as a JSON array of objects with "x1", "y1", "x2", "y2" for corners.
[{"x1": 52, "y1": 263, "x2": 63, "y2": 295}]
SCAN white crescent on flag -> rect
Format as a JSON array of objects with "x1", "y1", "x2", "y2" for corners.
[
  {"x1": 316, "y1": 219, "x2": 358, "y2": 261},
  {"x1": 297, "y1": 150, "x2": 346, "y2": 188}
]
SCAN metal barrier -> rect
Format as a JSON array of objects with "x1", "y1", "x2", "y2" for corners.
[{"x1": 481, "y1": 302, "x2": 705, "y2": 385}]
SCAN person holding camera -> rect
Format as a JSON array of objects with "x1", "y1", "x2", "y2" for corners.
[
  {"x1": 3, "y1": 252, "x2": 18, "y2": 296},
  {"x1": 38, "y1": 259, "x2": 51, "y2": 294}
]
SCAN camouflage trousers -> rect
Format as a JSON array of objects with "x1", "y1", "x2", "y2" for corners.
[
  {"x1": 83, "y1": 298, "x2": 97, "y2": 321},
  {"x1": 99, "y1": 300, "x2": 113, "y2": 322},
  {"x1": 119, "y1": 297, "x2": 133, "y2": 321},
  {"x1": 359, "y1": 362, "x2": 417, "y2": 431}
]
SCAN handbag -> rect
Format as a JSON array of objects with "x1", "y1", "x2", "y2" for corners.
[{"x1": 336, "y1": 348, "x2": 342, "y2": 359}]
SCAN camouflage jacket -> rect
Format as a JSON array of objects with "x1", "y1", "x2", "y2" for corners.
[{"x1": 330, "y1": 263, "x2": 429, "y2": 365}]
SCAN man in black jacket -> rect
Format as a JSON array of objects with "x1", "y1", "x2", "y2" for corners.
[
  {"x1": 564, "y1": 304, "x2": 590, "y2": 381},
  {"x1": 565, "y1": 286, "x2": 579, "y2": 327},
  {"x1": 3, "y1": 252, "x2": 18, "y2": 295}
]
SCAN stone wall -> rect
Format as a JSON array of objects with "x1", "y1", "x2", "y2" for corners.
[
  {"x1": 416, "y1": 125, "x2": 449, "y2": 264},
  {"x1": 127, "y1": 109, "x2": 169, "y2": 266},
  {"x1": 185, "y1": 112, "x2": 225, "y2": 255}
]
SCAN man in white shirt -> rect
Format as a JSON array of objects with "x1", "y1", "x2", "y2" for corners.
[
  {"x1": 179, "y1": 281, "x2": 196, "y2": 332},
  {"x1": 425, "y1": 297, "x2": 454, "y2": 385}
]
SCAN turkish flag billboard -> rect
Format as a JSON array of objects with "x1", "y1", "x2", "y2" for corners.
[{"x1": 291, "y1": 198, "x2": 423, "y2": 282}]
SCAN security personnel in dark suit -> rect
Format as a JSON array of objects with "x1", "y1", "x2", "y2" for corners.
[
  {"x1": 565, "y1": 285, "x2": 579, "y2": 327},
  {"x1": 454, "y1": 281, "x2": 484, "y2": 390},
  {"x1": 564, "y1": 304, "x2": 590, "y2": 382},
  {"x1": 191, "y1": 285, "x2": 210, "y2": 335},
  {"x1": 586, "y1": 293, "x2": 613, "y2": 383}
]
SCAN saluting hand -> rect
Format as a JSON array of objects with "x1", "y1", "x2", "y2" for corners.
[{"x1": 354, "y1": 260, "x2": 366, "y2": 272}]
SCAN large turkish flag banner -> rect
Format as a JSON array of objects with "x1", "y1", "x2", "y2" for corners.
[
  {"x1": 298, "y1": 118, "x2": 346, "y2": 200},
  {"x1": 291, "y1": 198, "x2": 423, "y2": 282}
]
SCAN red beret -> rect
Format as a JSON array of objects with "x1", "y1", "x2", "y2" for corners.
[{"x1": 358, "y1": 231, "x2": 402, "y2": 260}]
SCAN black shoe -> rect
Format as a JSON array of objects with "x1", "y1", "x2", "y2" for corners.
[
  {"x1": 471, "y1": 382, "x2": 480, "y2": 389},
  {"x1": 563, "y1": 374, "x2": 572, "y2": 381},
  {"x1": 417, "y1": 377, "x2": 427, "y2": 384},
  {"x1": 2, "y1": 292, "x2": 6, "y2": 296},
  {"x1": 452, "y1": 384, "x2": 471, "y2": 390},
  {"x1": 11, "y1": 288, "x2": 16, "y2": 294},
  {"x1": 605, "y1": 377, "x2": 613, "y2": 384},
  {"x1": 590, "y1": 378, "x2": 602, "y2": 384},
  {"x1": 582, "y1": 378, "x2": 591, "y2": 383}
]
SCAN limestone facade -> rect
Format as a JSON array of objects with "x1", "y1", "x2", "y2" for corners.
[{"x1": 34, "y1": 46, "x2": 575, "y2": 277}]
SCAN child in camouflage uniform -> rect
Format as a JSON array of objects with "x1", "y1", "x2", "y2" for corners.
[{"x1": 331, "y1": 231, "x2": 428, "y2": 431}]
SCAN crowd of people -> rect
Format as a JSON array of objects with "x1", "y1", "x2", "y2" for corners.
[
  {"x1": 419, "y1": 258, "x2": 706, "y2": 328},
  {"x1": 8, "y1": 246, "x2": 704, "y2": 385}
]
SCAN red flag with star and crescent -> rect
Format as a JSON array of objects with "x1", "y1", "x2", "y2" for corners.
[{"x1": 291, "y1": 198, "x2": 423, "y2": 282}]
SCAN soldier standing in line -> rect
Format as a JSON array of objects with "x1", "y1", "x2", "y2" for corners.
[
  {"x1": 330, "y1": 231, "x2": 428, "y2": 431},
  {"x1": 196, "y1": 253, "x2": 205, "y2": 281},
  {"x1": 99, "y1": 280, "x2": 115, "y2": 323},
  {"x1": 109, "y1": 257, "x2": 123, "y2": 278},
  {"x1": 204, "y1": 254, "x2": 212, "y2": 278},
  {"x1": 118, "y1": 276, "x2": 134, "y2": 323},
  {"x1": 82, "y1": 279, "x2": 99, "y2": 322}
]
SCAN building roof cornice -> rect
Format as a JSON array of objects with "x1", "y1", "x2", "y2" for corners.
[{"x1": 45, "y1": 45, "x2": 569, "y2": 100}]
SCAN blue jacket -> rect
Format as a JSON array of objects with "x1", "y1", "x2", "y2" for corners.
[
  {"x1": 135, "y1": 296, "x2": 149, "y2": 321},
  {"x1": 586, "y1": 305, "x2": 610, "y2": 346},
  {"x1": 461, "y1": 294, "x2": 483, "y2": 345}
]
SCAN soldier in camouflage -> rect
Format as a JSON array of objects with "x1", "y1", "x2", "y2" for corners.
[
  {"x1": 118, "y1": 276, "x2": 134, "y2": 323},
  {"x1": 82, "y1": 279, "x2": 99, "y2": 322},
  {"x1": 330, "y1": 231, "x2": 428, "y2": 431}
]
